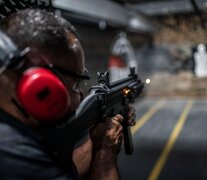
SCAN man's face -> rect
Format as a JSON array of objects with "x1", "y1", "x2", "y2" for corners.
[{"x1": 54, "y1": 33, "x2": 86, "y2": 114}]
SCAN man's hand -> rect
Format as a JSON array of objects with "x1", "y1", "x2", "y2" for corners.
[
  {"x1": 90, "y1": 106, "x2": 136, "y2": 154},
  {"x1": 90, "y1": 114, "x2": 123, "y2": 155},
  {"x1": 89, "y1": 115, "x2": 123, "y2": 180},
  {"x1": 73, "y1": 107, "x2": 136, "y2": 178}
]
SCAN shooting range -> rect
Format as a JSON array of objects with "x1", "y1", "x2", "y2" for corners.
[{"x1": 1, "y1": 0, "x2": 207, "y2": 179}]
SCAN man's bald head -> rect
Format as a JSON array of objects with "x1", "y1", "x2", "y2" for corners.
[{"x1": 1, "y1": 9, "x2": 80, "y2": 65}]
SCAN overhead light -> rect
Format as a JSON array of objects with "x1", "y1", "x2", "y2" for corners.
[
  {"x1": 99, "y1": 20, "x2": 107, "y2": 30},
  {"x1": 146, "y1": 79, "x2": 151, "y2": 84},
  {"x1": 129, "y1": 17, "x2": 142, "y2": 29}
]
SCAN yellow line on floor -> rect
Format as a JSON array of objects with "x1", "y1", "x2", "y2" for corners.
[
  {"x1": 148, "y1": 100, "x2": 194, "y2": 180},
  {"x1": 132, "y1": 99, "x2": 166, "y2": 135}
]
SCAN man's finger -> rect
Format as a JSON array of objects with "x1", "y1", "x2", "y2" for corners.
[{"x1": 111, "y1": 114, "x2": 123, "y2": 123}]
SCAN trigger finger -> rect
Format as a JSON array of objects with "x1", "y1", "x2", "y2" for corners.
[{"x1": 112, "y1": 114, "x2": 123, "y2": 123}]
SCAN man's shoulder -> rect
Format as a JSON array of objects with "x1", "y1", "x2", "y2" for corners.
[
  {"x1": 0, "y1": 114, "x2": 42, "y2": 153},
  {"x1": 0, "y1": 121, "x2": 41, "y2": 153},
  {"x1": 0, "y1": 113, "x2": 78, "y2": 180},
  {"x1": 0, "y1": 120, "x2": 51, "y2": 169}
]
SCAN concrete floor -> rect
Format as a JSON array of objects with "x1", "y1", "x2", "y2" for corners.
[{"x1": 118, "y1": 97, "x2": 207, "y2": 180}]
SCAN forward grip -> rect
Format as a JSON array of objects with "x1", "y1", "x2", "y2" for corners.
[{"x1": 123, "y1": 123, "x2": 134, "y2": 154}]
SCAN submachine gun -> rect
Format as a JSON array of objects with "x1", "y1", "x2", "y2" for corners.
[{"x1": 41, "y1": 67, "x2": 144, "y2": 157}]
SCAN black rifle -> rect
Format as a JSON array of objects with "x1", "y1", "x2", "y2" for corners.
[{"x1": 40, "y1": 67, "x2": 144, "y2": 158}]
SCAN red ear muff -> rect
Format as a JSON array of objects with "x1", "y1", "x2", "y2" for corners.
[{"x1": 16, "y1": 67, "x2": 70, "y2": 122}]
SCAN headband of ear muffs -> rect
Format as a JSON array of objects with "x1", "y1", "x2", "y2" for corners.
[
  {"x1": 0, "y1": 30, "x2": 26, "y2": 72},
  {"x1": 0, "y1": 30, "x2": 70, "y2": 123}
]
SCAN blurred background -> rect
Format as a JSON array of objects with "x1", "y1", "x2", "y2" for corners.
[
  {"x1": 1, "y1": 0, "x2": 207, "y2": 179},
  {"x1": 52, "y1": 0, "x2": 207, "y2": 97},
  {"x1": 1, "y1": 0, "x2": 207, "y2": 97}
]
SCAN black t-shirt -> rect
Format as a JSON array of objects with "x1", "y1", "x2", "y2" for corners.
[{"x1": 0, "y1": 109, "x2": 79, "y2": 180}]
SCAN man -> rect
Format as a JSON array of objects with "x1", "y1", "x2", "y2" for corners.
[{"x1": 0, "y1": 9, "x2": 135, "y2": 179}]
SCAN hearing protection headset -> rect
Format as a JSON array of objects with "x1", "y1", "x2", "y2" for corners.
[{"x1": 0, "y1": 30, "x2": 70, "y2": 123}]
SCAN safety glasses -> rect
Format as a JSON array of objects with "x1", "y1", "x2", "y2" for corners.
[
  {"x1": 54, "y1": 66, "x2": 90, "y2": 80},
  {"x1": 53, "y1": 66, "x2": 90, "y2": 94}
]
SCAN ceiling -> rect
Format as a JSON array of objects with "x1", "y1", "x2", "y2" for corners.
[
  {"x1": 53, "y1": 0, "x2": 155, "y2": 33},
  {"x1": 114, "y1": 0, "x2": 180, "y2": 3},
  {"x1": 52, "y1": 0, "x2": 207, "y2": 34},
  {"x1": 112, "y1": 0, "x2": 207, "y2": 16},
  {"x1": 1, "y1": 0, "x2": 207, "y2": 34}
]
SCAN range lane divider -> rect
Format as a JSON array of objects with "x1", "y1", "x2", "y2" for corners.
[
  {"x1": 132, "y1": 99, "x2": 167, "y2": 135},
  {"x1": 148, "y1": 100, "x2": 194, "y2": 180}
]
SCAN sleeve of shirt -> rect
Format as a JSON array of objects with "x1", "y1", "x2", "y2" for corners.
[{"x1": 0, "y1": 123, "x2": 78, "y2": 180}]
